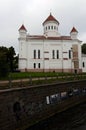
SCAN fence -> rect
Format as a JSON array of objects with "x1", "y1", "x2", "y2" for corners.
[{"x1": 0, "y1": 74, "x2": 86, "y2": 89}]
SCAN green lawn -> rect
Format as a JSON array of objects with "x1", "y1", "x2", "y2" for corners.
[
  {"x1": 9, "y1": 72, "x2": 58, "y2": 79},
  {"x1": 0, "y1": 71, "x2": 86, "y2": 81},
  {"x1": 9, "y1": 72, "x2": 72, "y2": 80}
]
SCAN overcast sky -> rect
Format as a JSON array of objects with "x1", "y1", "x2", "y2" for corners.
[{"x1": 0, "y1": 0, "x2": 86, "y2": 53}]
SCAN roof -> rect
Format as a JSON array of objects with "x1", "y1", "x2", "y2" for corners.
[
  {"x1": 43, "y1": 13, "x2": 59, "y2": 25},
  {"x1": 18, "y1": 24, "x2": 27, "y2": 31},
  {"x1": 27, "y1": 35, "x2": 72, "y2": 40},
  {"x1": 70, "y1": 27, "x2": 78, "y2": 33}
]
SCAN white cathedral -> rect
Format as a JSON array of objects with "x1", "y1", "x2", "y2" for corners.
[{"x1": 18, "y1": 13, "x2": 86, "y2": 73}]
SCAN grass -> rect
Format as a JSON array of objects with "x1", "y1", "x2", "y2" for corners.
[
  {"x1": 6, "y1": 72, "x2": 63, "y2": 80},
  {"x1": 10, "y1": 72, "x2": 86, "y2": 80},
  {"x1": 0, "y1": 71, "x2": 86, "y2": 81}
]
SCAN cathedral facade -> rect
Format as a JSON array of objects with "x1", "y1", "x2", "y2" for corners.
[{"x1": 18, "y1": 13, "x2": 83, "y2": 73}]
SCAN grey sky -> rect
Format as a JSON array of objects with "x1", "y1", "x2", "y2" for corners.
[{"x1": 0, "y1": 0, "x2": 86, "y2": 53}]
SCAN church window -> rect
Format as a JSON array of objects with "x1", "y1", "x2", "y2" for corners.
[
  {"x1": 52, "y1": 50, "x2": 55, "y2": 59},
  {"x1": 48, "y1": 26, "x2": 50, "y2": 29},
  {"x1": 38, "y1": 50, "x2": 40, "y2": 59},
  {"x1": 38, "y1": 63, "x2": 40, "y2": 68},
  {"x1": 51, "y1": 26, "x2": 53, "y2": 30},
  {"x1": 34, "y1": 63, "x2": 36, "y2": 68},
  {"x1": 69, "y1": 50, "x2": 71, "y2": 59},
  {"x1": 54, "y1": 26, "x2": 56, "y2": 30},
  {"x1": 46, "y1": 26, "x2": 47, "y2": 30},
  {"x1": 83, "y1": 62, "x2": 85, "y2": 68},
  {"x1": 56, "y1": 50, "x2": 59, "y2": 59},
  {"x1": 33, "y1": 50, "x2": 36, "y2": 59}
]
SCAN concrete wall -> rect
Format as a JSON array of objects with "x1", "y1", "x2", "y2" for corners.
[{"x1": 0, "y1": 80, "x2": 86, "y2": 130}]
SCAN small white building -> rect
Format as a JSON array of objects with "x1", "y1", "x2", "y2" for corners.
[{"x1": 18, "y1": 13, "x2": 83, "y2": 73}]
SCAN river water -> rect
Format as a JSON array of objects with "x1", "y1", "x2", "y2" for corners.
[{"x1": 26, "y1": 102, "x2": 86, "y2": 130}]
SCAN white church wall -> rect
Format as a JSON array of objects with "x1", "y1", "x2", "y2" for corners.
[
  {"x1": 27, "y1": 40, "x2": 44, "y2": 70},
  {"x1": 82, "y1": 54, "x2": 86, "y2": 72},
  {"x1": 19, "y1": 59, "x2": 27, "y2": 70},
  {"x1": 78, "y1": 43, "x2": 82, "y2": 70},
  {"x1": 49, "y1": 60, "x2": 62, "y2": 69},
  {"x1": 19, "y1": 40, "x2": 27, "y2": 59}
]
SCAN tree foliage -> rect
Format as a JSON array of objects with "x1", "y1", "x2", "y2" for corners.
[
  {"x1": 7, "y1": 46, "x2": 16, "y2": 72},
  {"x1": 0, "y1": 48, "x2": 9, "y2": 77},
  {"x1": 0, "y1": 46, "x2": 18, "y2": 78},
  {"x1": 82, "y1": 43, "x2": 86, "y2": 54}
]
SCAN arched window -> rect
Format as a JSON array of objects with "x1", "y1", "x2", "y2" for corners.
[
  {"x1": 33, "y1": 50, "x2": 36, "y2": 59},
  {"x1": 69, "y1": 50, "x2": 71, "y2": 59},
  {"x1": 38, "y1": 63, "x2": 40, "y2": 68},
  {"x1": 51, "y1": 26, "x2": 53, "y2": 30},
  {"x1": 48, "y1": 26, "x2": 50, "y2": 30},
  {"x1": 57, "y1": 50, "x2": 59, "y2": 59},
  {"x1": 34, "y1": 63, "x2": 36, "y2": 68},
  {"x1": 38, "y1": 50, "x2": 40, "y2": 59},
  {"x1": 54, "y1": 26, "x2": 56, "y2": 30},
  {"x1": 52, "y1": 50, "x2": 55, "y2": 59},
  {"x1": 83, "y1": 62, "x2": 85, "y2": 68}
]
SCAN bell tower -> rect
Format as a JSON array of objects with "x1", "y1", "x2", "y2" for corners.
[
  {"x1": 18, "y1": 24, "x2": 27, "y2": 71},
  {"x1": 70, "y1": 27, "x2": 78, "y2": 40}
]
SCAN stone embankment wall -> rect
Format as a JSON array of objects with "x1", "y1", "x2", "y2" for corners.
[{"x1": 0, "y1": 80, "x2": 86, "y2": 130}]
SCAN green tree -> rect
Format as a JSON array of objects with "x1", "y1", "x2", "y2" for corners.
[
  {"x1": 0, "y1": 46, "x2": 17, "y2": 78},
  {"x1": 82, "y1": 43, "x2": 86, "y2": 54},
  {"x1": 7, "y1": 46, "x2": 16, "y2": 72},
  {"x1": 0, "y1": 47, "x2": 9, "y2": 77}
]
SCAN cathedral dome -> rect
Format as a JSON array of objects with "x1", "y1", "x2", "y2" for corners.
[
  {"x1": 43, "y1": 13, "x2": 59, "y2": 25},
  {"x1": 43, "y1": 13, "x2": 60, "y2": 37}
]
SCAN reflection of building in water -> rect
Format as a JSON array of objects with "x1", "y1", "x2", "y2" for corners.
[{"x1": 18, "y1": 13, "x2": 86, "y2": 73}]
